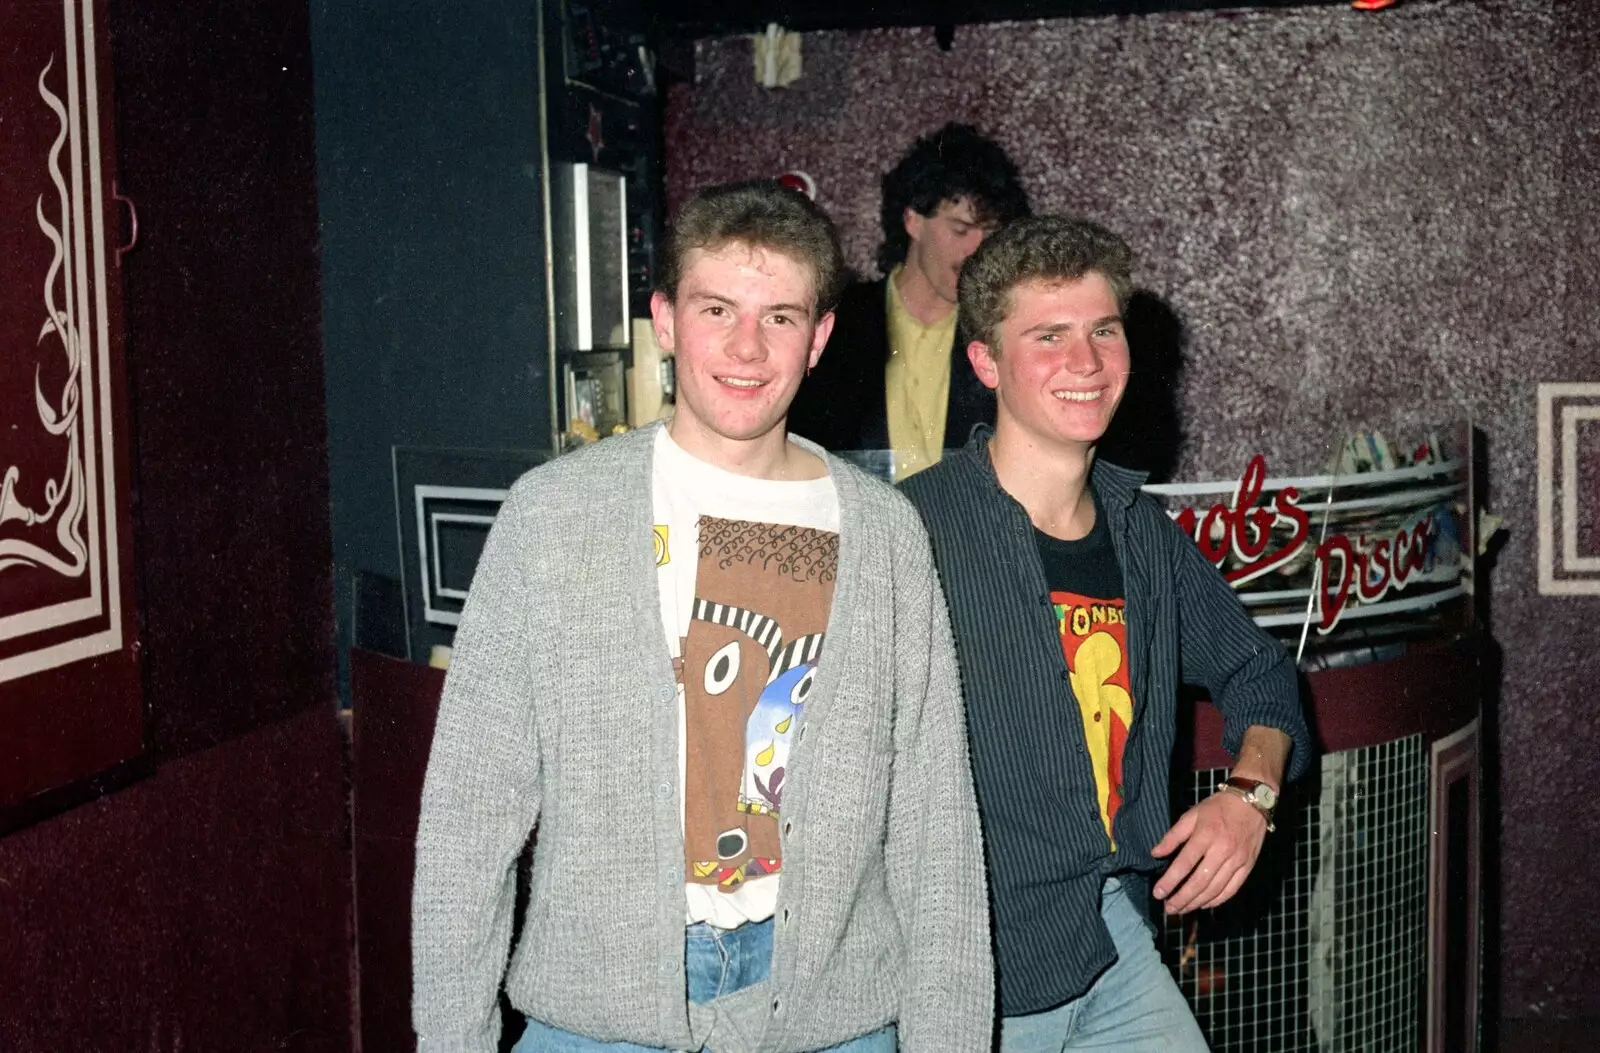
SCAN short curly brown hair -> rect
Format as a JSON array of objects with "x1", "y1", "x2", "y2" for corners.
[
  {"x1": 657, "y1": 180, "x2": 846, "y2": 317},
  {"x1": 958, "y1": 216, "x2": 1135, "y2": 351}
]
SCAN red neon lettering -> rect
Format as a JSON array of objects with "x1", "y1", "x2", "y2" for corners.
[
  {"x1": 1231, "y1": 455, "x2": 1274, "y2": 561},
  {"x1": 1274, "y1": 487, "x2": 1311, "y2": 554},
  {"x1": 1174, "y1": 459, "x2": 1440, "y2": 634},
  {"x1": 1197, "y1": 505, "x2": 1230, "y2": 564},
  {"x1": 1177, "y1": 462, "x2": 1311, "y2": 586},
  {"x1": 1315, "y1": 535, "x2": 1354, "y2": 632},
  {"x1": 1355, "y1": 536, "x2": 1390, "y2": 604},
  {"x1": 1221, "y1": 484, "x2": 1310, "y2": 587},
  {"x1": 1392, "y1": 523, "x2": 1412, "y2": 589},
  {"x1": 1176, "y1": 506, "x2": 1199, "y2": 539}
]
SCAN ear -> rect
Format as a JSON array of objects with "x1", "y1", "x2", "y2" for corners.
[
  {"x1": 903, "y1": 206, "x2": 926, "y2": 244},
  {"x1": 967, "y1": 339, "x2": 1000, "y2": 391},
  {"x1": 807, "y1": 309, "x2": 836, "y2": 370},
  {"x1": 649, "y1": 291, "x2": 676, "y2": 353}
]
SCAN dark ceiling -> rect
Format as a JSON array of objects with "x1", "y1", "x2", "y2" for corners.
[{"x1": 644, "y1": 0, "x2": 1353, "y2": 39}]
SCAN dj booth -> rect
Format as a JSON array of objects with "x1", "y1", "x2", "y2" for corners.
[{"x1": 1139, "y1": 431, "x2": 1482, "y2": 1053}]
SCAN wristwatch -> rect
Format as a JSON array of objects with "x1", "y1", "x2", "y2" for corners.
[{"x1": 1214, "y1": 776, "x2": 1278, "y2": 832}]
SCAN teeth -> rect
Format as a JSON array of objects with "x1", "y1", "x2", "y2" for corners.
[
  {"x1": 720, "y1": 377, "x2": 764, "y2": 388},
  {"x1": 1054, "y1": 390, "x2": 1102, "y2": 402}
]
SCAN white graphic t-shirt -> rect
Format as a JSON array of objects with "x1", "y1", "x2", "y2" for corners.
[{"x1": 652, "y1": 427, "x2": 840, "y2": 929}]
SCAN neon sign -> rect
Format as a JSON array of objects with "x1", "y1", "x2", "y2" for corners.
[
  {"x1": 1174, "y1": 456, "x2": 1310, "y2": 588},
  {"x1": 1165, "y1": 455, "x2": 1453, "y2": 634}
]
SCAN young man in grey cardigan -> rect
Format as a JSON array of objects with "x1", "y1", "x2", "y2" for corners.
[{"x1": 412, "y1": 181, "x2": 992, "y2": 1053}]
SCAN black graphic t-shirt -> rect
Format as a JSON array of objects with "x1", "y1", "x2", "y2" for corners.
[{"x1": 1034, "y1": 496, "x2": 1135, "y2": 850}]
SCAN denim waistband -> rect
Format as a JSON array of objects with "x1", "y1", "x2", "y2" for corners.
[{"x1": 686, "y1": 915, "x2": 775, "y2": 942}]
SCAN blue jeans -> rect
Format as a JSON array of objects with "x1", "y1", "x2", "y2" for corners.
[
  {"x1": 999, "y1": 878, "x2": 1209, "y2": 1052},
  {"x1": 512, "y1": 917, "x2": 897, "y2": 1052}
]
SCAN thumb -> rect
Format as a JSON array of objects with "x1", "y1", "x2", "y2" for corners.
[{"x1": 1151, "y1": 808, "x2": 1196, "y2": 859}]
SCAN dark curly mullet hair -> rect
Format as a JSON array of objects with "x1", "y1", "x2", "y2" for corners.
[{"x1": 876, "y1": 122, "x2": 1031, "y2": 275}]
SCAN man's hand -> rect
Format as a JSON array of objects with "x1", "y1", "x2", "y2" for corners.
[
  {"x1": 1152, "y1": 725, "x2": 1290, "y2": 914},
  {"x1": 1149, "y1": 791, "x2": 1267, "y2": 914}
]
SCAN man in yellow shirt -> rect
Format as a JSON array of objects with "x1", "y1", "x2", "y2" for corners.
[{"x1": 788, "y1": 123, "x2": 1030, "y2": 478}]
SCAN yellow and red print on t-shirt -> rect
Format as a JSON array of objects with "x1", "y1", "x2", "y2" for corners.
[{"x1": 1051, "y1": 592, "x2": 1134, "y2": 849}]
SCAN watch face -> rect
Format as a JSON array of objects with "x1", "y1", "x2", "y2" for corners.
[{"x1": 1227, "y1": 777, "x2": 1277, "y2": 809}]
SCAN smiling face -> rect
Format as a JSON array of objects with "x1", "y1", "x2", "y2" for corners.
[
  {"x1": 968, "y1": 273, "x2": 1130, "y2": 455},
  {"x1": 650, "y1": 242, "x2": 834, "y2": 454},
  {"x1": 904, "y1": 197, "x2": 994, "y2": 308}
]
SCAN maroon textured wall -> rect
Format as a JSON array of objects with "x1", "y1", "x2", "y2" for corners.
[
  {"x1": 667, "y1": 0, "x2": 1600, "y2": 1019},
  {"x1": 0, "y1": 710, "x2": 350, "y2": 1051},
  {"x1": 0, "y1": 0, "x2": 348, "y2": 1048},
  {"x1": 111, "y1": 0, "x2": 335, "y2": 757}
]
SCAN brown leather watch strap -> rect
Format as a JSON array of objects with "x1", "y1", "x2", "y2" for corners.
[{"x1": 1214, "y1": 778, "x2": 1276, "y2": 832}]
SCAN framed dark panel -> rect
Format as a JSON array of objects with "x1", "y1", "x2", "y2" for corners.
[
  {"x1": 1427, "y1": 718, "x2": 1481, "y2": 1053},
  {"x1": 393, "y1": 446, "x2": 552, "y2": 664},
  {"x1": 1, "y1": 0, "x2": 144, "y2": 831}
]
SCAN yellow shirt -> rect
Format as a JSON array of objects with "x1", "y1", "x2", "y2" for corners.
[{"x1": 883, "y1": 268, "x2": 956, "y2": 481}]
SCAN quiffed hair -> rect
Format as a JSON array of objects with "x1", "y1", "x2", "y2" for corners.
[
  {"x1": 958, "y1": 216, "x2": 1136, "y2": 350},
  {"x1": 876, "y1": 123, "x2": 1031, "y2": 274},
  {"x1": 657, "y1": 180, "x2": 846, "y2": 315}
]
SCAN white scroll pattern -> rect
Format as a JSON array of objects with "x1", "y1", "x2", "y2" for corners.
[{"x1": 0, "y1": 56, "x2": 88, "y2": 579}]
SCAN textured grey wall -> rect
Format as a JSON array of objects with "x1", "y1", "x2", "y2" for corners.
[{"x1": 667, "y1": 0, "x2": 1599, "y2": 1019}]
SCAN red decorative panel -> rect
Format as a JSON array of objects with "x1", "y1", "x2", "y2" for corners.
[
  {"x1": 1188, "y1": 636, "x2": 1479, "y2": 770},
  {"x1": 1, "y1": 0, "x2": 141, "y2": 820},
  {"x1": 351, "y1": 648, "x2": 446, "y2": 1053},
  {"x1": 1427, "y1": 719, "x2": 1481, "y2": 1053}
]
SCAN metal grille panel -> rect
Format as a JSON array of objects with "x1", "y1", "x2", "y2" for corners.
[{"x1": 1164, "y1": 736, "x2": 1429, "y2": 1052}]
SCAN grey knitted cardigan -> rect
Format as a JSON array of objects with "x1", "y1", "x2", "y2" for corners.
[{"x1": 412, "y1": 424, "x2": 993, "y2": 1053}]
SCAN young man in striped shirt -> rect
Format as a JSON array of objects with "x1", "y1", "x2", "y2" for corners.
[{"x1": 900, "y1": 216, "x2": 1313, "y2": 1051}]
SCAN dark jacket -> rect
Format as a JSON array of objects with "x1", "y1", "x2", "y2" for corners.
[
  {"x1": 900, "y1": 428, "x2": 1314, "y2": 1017},
  {"x1": 787, "y1": 278, "x2": 995, "y2": 452}
]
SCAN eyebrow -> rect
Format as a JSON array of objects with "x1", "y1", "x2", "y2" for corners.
[
  {"x1": 947, "y1": 206, "x2": 998, "y2": 229},
  {"x1": 684, "y1": 292, "x2": 811, "y2": 315},
  {"x1": 685, "y1": 292, "x2": 738, "y2": 308},
  {"x1": 1023, "y1": 316, "x2": 1123, "y2": 336}
]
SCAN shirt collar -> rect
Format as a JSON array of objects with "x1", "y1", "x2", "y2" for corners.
[
  {"x1": 961, "y1": 424, "x2": 1148, "y2": 514},
  {"x1": 885, "y1": 265, "x2": 958, "y2": 337}
]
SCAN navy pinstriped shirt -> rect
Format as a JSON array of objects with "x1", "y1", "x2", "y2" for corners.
[{"x1": 901, "y1": 429, "x2": 1313, "y2": 1017}]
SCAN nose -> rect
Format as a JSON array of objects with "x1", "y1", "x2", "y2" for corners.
[
  {"x1": 727, "y1": 313, "x2": 767, "y2": 363},
  {"x1": 1062, "y1": 333, "x2": 1101, "y2": 376}
]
